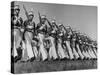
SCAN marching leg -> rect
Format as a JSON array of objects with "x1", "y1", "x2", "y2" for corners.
[
  {"x1": 25, "y1": 32, "x2": 35, "y2": 61},
  {"x1": 65, "y1": 41, "x2": 74, "y2": 60},
  {"x1": 76, "y1": 44, "x2": 84, "y2": 60}
]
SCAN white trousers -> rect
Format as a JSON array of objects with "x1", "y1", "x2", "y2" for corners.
[
  {"x1": 24, "y1": 31, "x2": 34, "y2": 59},
  {"x1": 32, "y1": 40, "x2": 38, "y2": 59},
  {"x1": 48, "y1": 36, "x2": 58, "y2": 60},
  {"x1": 58, "y1": 39, "x2": 67, "y2": 59},
  {"x1": 12, "y1": 29, "x2": 22, "y2": 58},
  {"x1": 38, "y1": 33, "x2": 48, "y2": 61},
  {"x1": 65, "y1": 41, "x2": 74, "y2": 59},
  {"x1": 72, "y1": 47, "x2": 79, "y2": 59},
  {"x1": 76, "y1": 44, "x2": 84, "y2": 59}
]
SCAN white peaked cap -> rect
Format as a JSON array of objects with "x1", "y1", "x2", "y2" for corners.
[
  {"x1": 58, "y1": 24, "x2": 62, "y2": 26},
  {"x1": 28, "y1": 11, "x2": 34, "y2": 16},
  {"x1": 58, "y1": 24, "x2": 63, "y2": 28},
  {"x1": 51, "y1": 20, "x2": 56, "y2": 23},
  {"x1": 41, "y1": 15, "x2": 46, "y2": 19},
  {"x1": 14, "y1": 5, "x2": 20, "y2": 10},
  {"x1": 11, "y1": 5, "x2": 20, "y2": 10}
]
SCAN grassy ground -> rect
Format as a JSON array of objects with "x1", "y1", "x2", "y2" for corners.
[{"x1": 13, "y1": 59, "x2": 97, "y2": 74}]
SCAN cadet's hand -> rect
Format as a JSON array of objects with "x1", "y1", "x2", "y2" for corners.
[{"x1": 20, "y1": 28, "x2": 24, "y2": 32}]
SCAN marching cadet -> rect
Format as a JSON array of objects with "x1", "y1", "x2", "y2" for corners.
[
  {"x1": 83, "y1": 39, "x2": 92, "y2": 59},
  {"x1": 75, "y1": 33, "x2": 88, "y2": 60},
  {"x1": 57, "y1": 24, "x2": 68, "y2": 59},
  {"x1": 36, "y1": 14, "x2": 48, "y2": 61},
  {"x1": 81, "y1": 36, "x2": 92, "y2": 59},
  {"x1": 92, "y1": 41, "x2": 97, "y2": 59},
  {"x1": 49, "y1": 20, "x2": 59, "y2": 54},
  {"x1": 75, "y1": 33, "x2": 85, "y2": 60},
  {"x1": 76, "y1": 34, "x2": 88, "y2": 59},
  {"x1": 45, "y1": 20, "x2": 59, "y2": 60},
  {"x1": 90, "y1": 40, "x2": 97, "y2": 59},
  {"x1": 85, "y1": 37, "x2": 96, "y2": 59},
  {"x1": 70, "y1": 32, "x2": 80, "y2": 60},
  {"x1": 31, "y1": 34, "x2": 39, "y2": 61},
  {"x1": 91, "y1": 41, "x2": 97, "y2": 59},
  {"x1": 64, "y1": 26, "x2": 74, "y2": 60},
  {"x1": 23, "y1": 11, "x2": 35, "y2": 62},
  {"x1": 59, "y1": 25, "x2": 70, "y2": 59},
  {"x1": 76, "y1": 34, "x2": 90, "y2": 59},
  {"x1": 11, "y1": 5, "x2": 23, "y2": 62}
]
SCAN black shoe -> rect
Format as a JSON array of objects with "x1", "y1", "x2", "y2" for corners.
[
  {"x1": 77, "y1": 58, "x2": 81, "y2": 60},
  {"x1": 55, "y1": 58, "x2": 59, "y2": 61},
  {"x1": 43, "y1": 58, "x2": 48, "y2": 61},
  {"x1": 14, "y1": 56, "x2": 18, "y2": 63},
  {"x1": 30, "y1": 57, "x2": 35, "y2": 62}
]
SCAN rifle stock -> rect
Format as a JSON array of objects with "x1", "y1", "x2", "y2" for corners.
[{"x1": 47, "y1": 19, "x2": 52, "y2": 27}]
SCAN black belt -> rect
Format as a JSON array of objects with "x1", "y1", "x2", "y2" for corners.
[
  {"x1": 13, "y1": 26, "x2": 20, "y2": 29},
  {"x1": 26, "y1": 28, "x2": 33, "y2": 32},
  {"x1": 37, "y1": 30, "x2": 45, "y2": 34}
]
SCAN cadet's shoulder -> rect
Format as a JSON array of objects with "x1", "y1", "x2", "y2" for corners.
[
  {"x1": 37, "y1": 23, "x2": 40, "y2": 25},
  {"x1": 32, "y1": 21, "x2": 35, "y2": 25},
  {"x1": 37, "y1": 23, "x2": 41, "y2": 27},
  {"x1": 23, "y1": 20, "x2": 28, "y2": 25},
  {"x1": 18, "y1": 17, "x2": 23, "y2": 21},
  {"x1": 19, "y1": 17, "x2": 23, "y2": 20}
]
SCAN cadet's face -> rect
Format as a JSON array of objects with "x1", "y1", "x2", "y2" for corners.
[
  {"x1": 14, "y1": 9, "x2": 20, "y2": 15},
  {"x1": 59, "y1": 27, "x2": 61, "y2": 30},
  {"x1": 61, "y1": 26, "x2": 63, "y2": 31},
  {"x1": 29, "y1": 15, "x2": 34, "y2": 21},
  {"x1": 52, "y1": 22, "x2": 55, "y2": 25},
  {"x1": 41, "y1": 18, "x2": 46, "y2": 24},
  {"x1": 52, "y1": 24, "x2": 56, "y2": 29},
  {"x1": 52, "y1": 23, "x2": 56, "y2": 27}
]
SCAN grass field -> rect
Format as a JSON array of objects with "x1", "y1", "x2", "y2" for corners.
[{"x1": 13, "y1": 59, "x2": 97, "y2": 74}]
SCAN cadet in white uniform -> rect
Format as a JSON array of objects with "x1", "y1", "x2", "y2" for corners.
[
  {"x1": 11, "y1": 5, "x2": 23, "y2": 62},
  {"x1": 24, "y1": 11, "x2": 35, "y2": 61}
]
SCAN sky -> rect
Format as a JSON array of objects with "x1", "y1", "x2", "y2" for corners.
[{"x1": 14, "y1": 1, "x2": 97, "y2": 40}]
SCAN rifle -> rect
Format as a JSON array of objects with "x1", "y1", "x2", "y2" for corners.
[
  {"x1": 69, "y1": 26, "x2": 74, "y2": 35},
  {"x1": 46, "y1": 19, "x2": 52, "y2": 28},
  {"x1": 23, "y1": 5, "x2": 29, "y2": 20},
  {"x1": 62, "y1": 25, "x2": 69, "y2": 33},
  {"x1": 38, "y1": 11, "x2": 41, "y2": 24}
]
